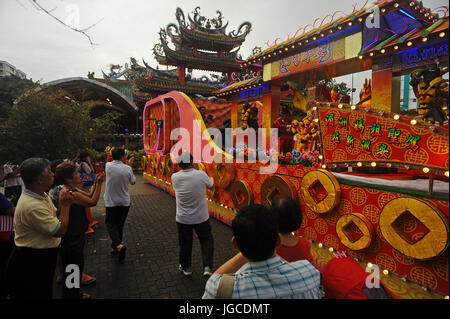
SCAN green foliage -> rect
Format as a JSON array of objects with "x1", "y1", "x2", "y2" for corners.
[
  {"x1": 85, "y1": 147, "x2": 106, "y2": 163},
  {"x1": 88, "y1": 103, "x2": 122, "y2": 135},
  {"x1": 0, "y1": 80, "x2": 141, "y2": 164},
  {"x1": 4, "y1": 88, "x2": 91, "y2": 162},
  {"x1": 127, "y1": 139, "x2": 144, "y2": 151},
  {"x1": 127, "y1": 149, "x2": 146, "y2": 170},
  {"x1": 319, "y1": 79, "x2": 352, "y2": 96},
  {"x1": 0, "y1": 75, "x2": 34, "y2": 120}
]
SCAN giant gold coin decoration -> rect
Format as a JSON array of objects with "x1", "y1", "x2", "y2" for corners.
[
  {"x1": 261, "y1": 175, "x2": 299, "y2": 207},
  {"x1": 300, "y1": 169, "x2": 341, "y2": 214},
  {"x1": 212, "y1": 161, "x2": 236, "y2": 189},
  {"x1": 379, "y1": 197, "x2": 449, "y2": 260},
  {"x1": 336, "y1": 213, "x2": 374, "y2": 251},
  {"x1": 230, "y1": 180, "x2": 254, "y2": 210}
]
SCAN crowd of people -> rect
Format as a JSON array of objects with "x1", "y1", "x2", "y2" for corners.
[
  {"x1": 172, "y1": 151, "x2": 393, "y2": 299},
  {"x1": 0, "y1": 148, "x2": 394, "y2": 300},
  {"x1": 0, "y1": 146, "x2": 136, "y2": 299}
]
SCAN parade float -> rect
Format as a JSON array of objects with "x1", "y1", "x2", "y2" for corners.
[{"x1": 141, "y1": 1, "x2": 449, "y2": 299}]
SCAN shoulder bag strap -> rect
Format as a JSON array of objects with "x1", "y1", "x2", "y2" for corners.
[{"x1": 216, "y1": 274, "x2": 235, "y2": 299}]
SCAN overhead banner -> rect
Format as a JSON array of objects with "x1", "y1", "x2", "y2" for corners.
[
  {"x1": 271, "y1": 37, "x2": 346, "y2": 80},
  {"x1": 317, "y1": 106, "x2": 449, "y2": 169}
]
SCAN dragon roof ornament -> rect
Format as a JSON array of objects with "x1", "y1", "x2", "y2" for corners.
[
  {"x1": 228, "y1": 21, "x2": 252, "y2": 38},
  {"x1": 189, "y1": 7, "x2": 228, "y2": 31},
  {"x1": 172, "y1": 6, "x2": 252, "y2": 39},
  {"x1": 101, "y1": 63, "x2": 131, "y2": 82}
]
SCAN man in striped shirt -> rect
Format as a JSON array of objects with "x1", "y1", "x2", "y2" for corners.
[{"x1": 202, "y1": 204, "x2": 321, "y2": 299}]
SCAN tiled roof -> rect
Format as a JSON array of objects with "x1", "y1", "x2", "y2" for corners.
[
  {"x1": 214, "y1": 76, "x2": 263, "y2": 96},
  {"x1": 361, "y1": 16, "x2": 448, "y2": 59}
]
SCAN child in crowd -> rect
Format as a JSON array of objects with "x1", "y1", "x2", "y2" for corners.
[{"x1": 271, "y1": 196, "x2": 314, "y2": 264}]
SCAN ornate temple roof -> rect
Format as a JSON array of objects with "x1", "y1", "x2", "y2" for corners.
[
  {"x1": 89, "y1": 57, "x2": 227, "y2": 107},
  {"x1": 153, "y1": 30, "x2": 245, "y2": 72},
  {"x1": 129, "y1": 57, "x2": 225, "y2": 96},
  {"x1": 165, "y1": 7, "x2": 252, "y2": 52},
  {"x1": 153, "y1": 7, "x2": 251, "y2": 73},
  {"x1": 88, "y1": 8, "x2": 253, "y2": 107}
]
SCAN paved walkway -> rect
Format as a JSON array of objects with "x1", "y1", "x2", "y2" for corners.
[{"x1": 53, "y1": 173, "x2": 236, "y2": 299}]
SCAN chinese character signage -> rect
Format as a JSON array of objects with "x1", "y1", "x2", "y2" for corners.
[
  {"x1": 393, "y1": 40, "x2": 449, "y2": 72},
  {"x1": 318, "y1": 107, "x2": 449, "y2": 169},
  {"x1": 270, "y1": 38, "x2": 345, "y2": 80}
]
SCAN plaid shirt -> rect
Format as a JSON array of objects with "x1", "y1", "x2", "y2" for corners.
[{"x1": 202, "y1": 256, "x2": 322, "y2": 299}]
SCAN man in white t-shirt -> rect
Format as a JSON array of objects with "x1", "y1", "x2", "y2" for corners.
[
  {"x1": 104, "y1": 148, "x2": 136, "y2": 263},
  {"x1": 171, "y1": 152, "x2": 214, "y2": 277}
]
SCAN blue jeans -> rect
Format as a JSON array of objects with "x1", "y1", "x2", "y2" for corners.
[{"x1": 177, "y1": 220, "x2": 214, "y2": 269}]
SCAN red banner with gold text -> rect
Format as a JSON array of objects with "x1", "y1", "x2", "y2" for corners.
[{"x1": 317, "y1": 106, "x2": 449, "y2": 171}]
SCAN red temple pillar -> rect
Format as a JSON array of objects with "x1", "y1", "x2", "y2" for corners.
[
  {"x1": 231, "y1": 101, "x2": 239, "y2": 148},
  {"x1": 262, "y1": 85, "x2": 280, "y2": 147}
]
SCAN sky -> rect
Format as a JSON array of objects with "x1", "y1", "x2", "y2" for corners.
[{"x1": 0, "y1": 0, "x2": 448, "y2": 95}]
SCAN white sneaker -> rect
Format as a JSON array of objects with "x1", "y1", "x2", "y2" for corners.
[
  {"x1": 203, "y1": 266, "x2": 213, "y2": 277},
  {"x1": 178, "y1": 265, "x2": 192, "y2": 276}
]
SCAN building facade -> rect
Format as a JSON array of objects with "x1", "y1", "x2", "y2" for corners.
[{"x1": 0, "y1": 60, "x2": 26, "y2": 79}]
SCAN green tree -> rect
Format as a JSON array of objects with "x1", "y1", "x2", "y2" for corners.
[
  {"x1": 0, "y1": 75, "x2": 34, "y2": 120},
  {"x1": 3, "y1": 88, "x2": 91, "y2": 162},
  {"x1": 319, "y1": 79, "x2": 352, "y2": 96},
  {"x1": 88, "y1": 106, "x2": 121, "y2": 135}
]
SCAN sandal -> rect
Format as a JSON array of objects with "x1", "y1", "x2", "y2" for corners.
[{"x1": 81, "y1": 274, "x2": 96, "y2": 286}]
